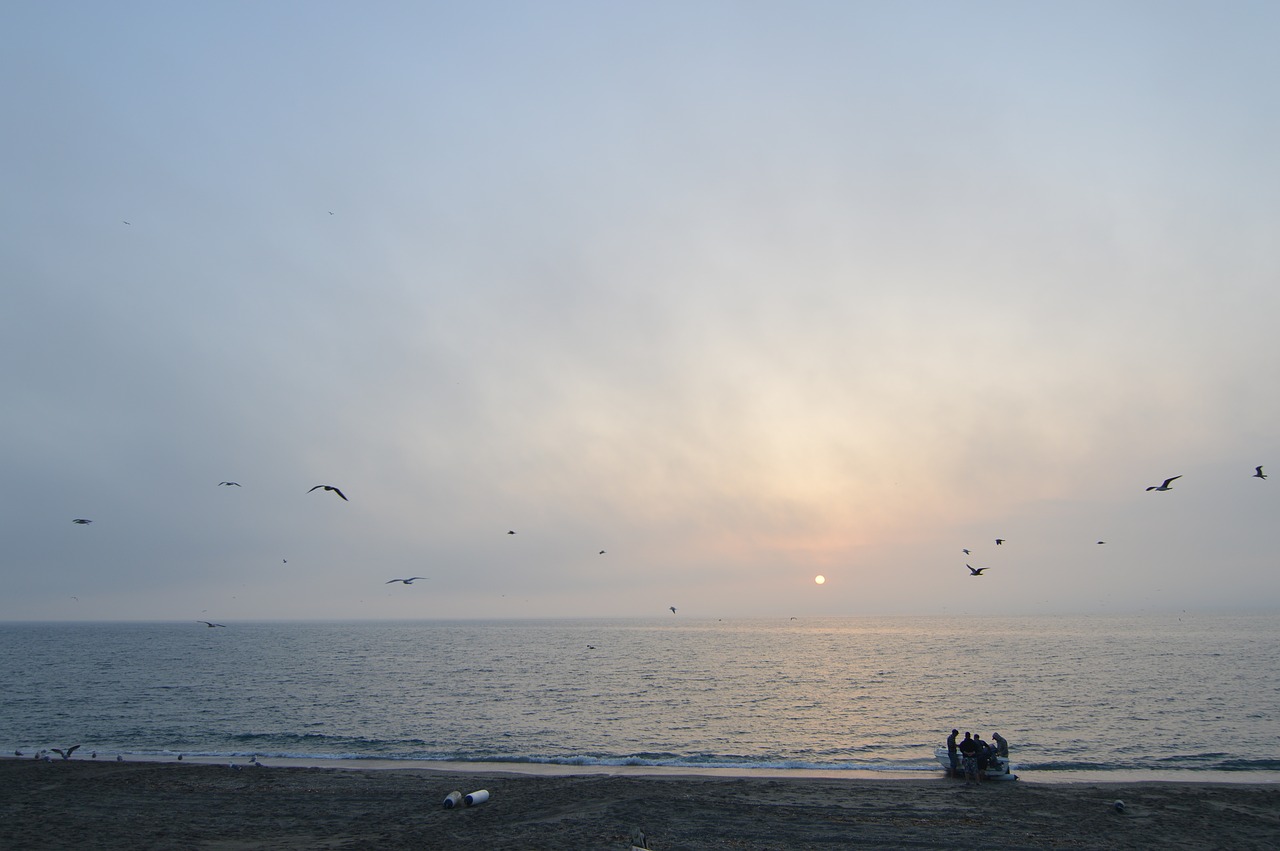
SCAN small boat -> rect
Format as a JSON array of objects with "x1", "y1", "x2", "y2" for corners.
[{"x1": 934, "y1": 747, "x2": 1018, "y2": 781}]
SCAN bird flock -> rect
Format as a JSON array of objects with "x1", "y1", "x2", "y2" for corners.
[
  {"x1": 66, "y1": 480, "x2": 645, "y2": 625},
  {"x1": 960, "y1": 466, "x2": 1267, "y2": 578},
  {"x1": 65, "y1": 465, "x2": 1269, "y2": 613}
]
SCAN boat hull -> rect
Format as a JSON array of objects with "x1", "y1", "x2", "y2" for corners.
[{"x1": 934, "y1": 747, "x2": 1017, "y2": 780}]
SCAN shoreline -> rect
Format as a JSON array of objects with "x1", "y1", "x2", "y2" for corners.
[
  {"x1": 3, "y1": 759, "x2": 1278, "y2": 850},
  {"x1": 5, "y1": 753, "x2": 1279, "y2": 785}
]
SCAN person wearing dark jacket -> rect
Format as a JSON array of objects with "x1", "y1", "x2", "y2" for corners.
[{"x1": 958, "y1": 732, "x2": 978, "y2": 782}]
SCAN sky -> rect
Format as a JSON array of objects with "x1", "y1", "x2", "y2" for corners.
[{"x1": 3, "y1": 1, "x2": 1279, "y2": 621}]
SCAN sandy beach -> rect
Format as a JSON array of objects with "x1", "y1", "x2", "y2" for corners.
[{"x1": 2, "y1": 758, "x2": 1277, "y2": 850}]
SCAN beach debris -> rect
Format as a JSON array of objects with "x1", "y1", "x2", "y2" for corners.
[
  {"x1": 1113, "y1": 800, "x2": 1126, "y2": 813},
  {"x1": 443, "y1": 790, "x2": 463, "y2": 809},
  {"x1": 463, "y1": 789, "x2": 489, "y2": 807}
]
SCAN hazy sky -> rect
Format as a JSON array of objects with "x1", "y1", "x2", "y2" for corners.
[{"x1": 4, "y1": 1, "x2": 1279, "y2": 621}]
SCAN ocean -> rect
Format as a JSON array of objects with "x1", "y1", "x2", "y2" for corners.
[{"x1": 3, "y1": 615, "x2": 1278, "y2": 781}]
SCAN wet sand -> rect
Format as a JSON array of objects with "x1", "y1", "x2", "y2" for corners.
[{"x1": 2, "y1": 758, "x2": 1277, "y2": 849}]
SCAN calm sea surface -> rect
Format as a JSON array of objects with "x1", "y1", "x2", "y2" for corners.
[{"x1": 3, "y1": 615, "x2": 1278, "y2": 780}]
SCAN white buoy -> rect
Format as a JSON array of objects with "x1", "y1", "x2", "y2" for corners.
[
  {"x1": 443, "y1": 791, "x2": 462, "y2": 809},
  {"x1": 464, "y1": 789, "x2": 489, "y2": 807}
]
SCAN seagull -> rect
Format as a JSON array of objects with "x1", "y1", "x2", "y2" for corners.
[
  {"x1": 72, "y1": 519, "x2": 92, "y2": 525},
  {"x1": 1146, "y1": 476, "x2": 1182, "y2": 492},
  {"x1": 308, "y1": 484, "x2": 348, "y2": 501},
  {"x1": 51, "y1": 745, "x2": 81, "y2": 760},
  {"x1": 198, "y1": 621, "x2": 226, "y2": 628},
  {"x1": 1254, "y1": 466, "x2": 1267, "y2": 480},
  {"x1": 507, "y1": 530, "x2": 516, "y2": 535},
  {"x1": 599, "y1": 550, "x2": 606, "y2": 555},
  {"x1": 962, "y1": 548, "x2": 970, "y2": 555},
  {"x1": 122, "y1": 220, "x2": 131, "y2": 225},
  {"x1": 1097, "y1": 541, "x2": 1106, "y2": 545},
  {"x1": 994, "y1": 538, "x2": 1005, "y2": 546},
  {"x1": 670, "y1": 606, "x2": 677, "y2": 614},
  {"x1": 385, "y1": 577, "x2": 427, "y2": 584},
  {"x1": 218, "y1": 481, "x2": 241, "y2": 487},
  {"x1": 966, "y1": 565, "x2": 990, "y2": 576}
]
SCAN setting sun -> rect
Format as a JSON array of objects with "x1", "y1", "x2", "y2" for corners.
[{"x1": 814, "y1": 575, "x2": 826, "y2": 585}]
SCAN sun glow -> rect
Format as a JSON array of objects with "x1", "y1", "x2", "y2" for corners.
[{"x1": 814, "y1": 575, "x2": 826, "y2": 585}]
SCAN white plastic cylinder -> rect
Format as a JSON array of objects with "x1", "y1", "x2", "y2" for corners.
[
  {"x1": 443, "y1": 790, "x2": 462, "y2": 809},
  {"x1": 464, "y1": 789, "x2": 489, "y2": 807}
]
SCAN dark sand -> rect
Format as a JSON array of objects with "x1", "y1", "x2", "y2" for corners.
[{"x1": 2, "y1": 758, "x2": 1278, "y2": 850}]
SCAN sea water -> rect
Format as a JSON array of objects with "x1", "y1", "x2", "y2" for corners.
[{"x1": 3, "y1": 615, "x2": 1278, "y2": 780}]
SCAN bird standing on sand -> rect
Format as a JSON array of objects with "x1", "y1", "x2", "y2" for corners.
[
  {"x1": 198, "y1": 621, "x2": 226, "y2": 628},
  {"x1": 385, "y1": 577, "x2": 427, "y2": 585},
  {"x1": 72, "y1": 519, "x2": 92, "y2": 525},
  {"x1": 966, "y1": 565, "x2": 990, "y2": 576},
  {"x1": 308, "y1": 484, "x2": 348, "y2": 501},
  {"x1": 1254, "y1": 466, "x2": 1267, "y2": 480},
  {"x1": 1146, "y1": 476, "x2": 1182, "y2": 492}
]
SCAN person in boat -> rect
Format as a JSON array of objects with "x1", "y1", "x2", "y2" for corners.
[
  {"x1": 992, "y1": 732, "x2": 1008, "y2": 758},
  {"x1": 946, "y1": 729, "x2": 960, "y2": 777},
  {"x1": 958, "y1": 732, "x2": 978, "y2": 782},
  {"x1": 974, "y1": 735, "x2": 991, "y2": 778}
]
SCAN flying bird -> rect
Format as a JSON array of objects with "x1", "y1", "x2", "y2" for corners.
[
  {"x1": 1097, "y1": 541, "x2": 1106, "y2": 545},
  {"x1": 670, "y1": 606, "x2": 677, "y2": 614},
  {"x1": 962, "y1": 548, "x2": 970, "y2": 555},
  {"x1": 308, "y1": 485, "x2": 348, "y2": 501},
  {"x1": 1254, "y1": 466, "x2": 1267, "y2": 480},
  {"x1": 599, "y1": 550, "x2": 606, "y2": 555},
  {"x1": 994, "y1": 539, "x2": 1005, "y2": 546},
  {"x1": 507, "y1": 530, "x2": 516, "y2": 535},
  {"x1": 385, "y1": 577, "x2": 427, "y2": 585},
  {"x1": 198, "y1": 621, "x2": 226, "y2": 628},
  {"x1": 1146, "y1": 476, "x2": 1182, "y2": 492},
  {"x1": 72, "y1": 519, "x2": 92, "y2": 525},
  {"x1": 218, "y1": 481, "x2": 241, "y2": 487},
  {"x1": 966, "y1": 565, "x2": 990, "y2": 576},
  {"x1": 51, "y1": 745, "x2": 81, "y2": 760}
]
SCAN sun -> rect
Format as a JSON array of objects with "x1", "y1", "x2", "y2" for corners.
[{"x1": 814, "y1": 575, "x2": 826, "y2": 585}]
